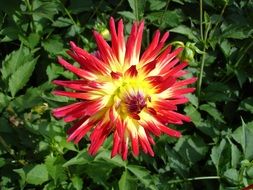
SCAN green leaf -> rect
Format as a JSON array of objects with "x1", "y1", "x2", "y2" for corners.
[
  {"x1": 211, "y1": 139, "x2": 230, "y2": 174},
  {"x1": 220, "y1": 40, "x2": 232, "y2": 58},
  {"x1": 0, "y1": 93, "x2": 10, "y2": 112},
  {"x1": 32, "y1": 1, "x2": 59, "y2": 21},
  {"x1": 202, "y1": 82, "x2": 232, "y2": 102},
  {"x1": 148, "y1": 0, "x2": 166, "y2": 10},
  {"x1": 94, "y1": 150, "x2": 126, "y2": 167},
  {"x1": 222, "y1": 25, "x2": 253, "y2": 40},
  {"x1": 174, "y1": 135, "x2": 208, "y2": 164},
  {"x1": 42, "y1": 35, "x2": 64, "y2": 55},
  {"x1": 13, "y1": 168, "x2": 26, "y2": 189},
  {"x1": 8, "y1": 57, "x2": 38, "y2": 97},
  {"x1": 10, "y1": 87, "x2": 43, "y2": 112},
  {"x1": 184, "y1": 104, "x2": 203, "y2": 126},
  {"x1": 118, "y1": 11, "x2": 136, "y2": 20},
  {"x1": 52, "y1": 17, "x2": 73, "y2": 28},
  {"x1": 26, "y1": 164, "x2": 49, "y2": 185},
  {"x1": 63, "y1": 149, "x2": 93, "y2": 167},
  {"x1": 232, "y1": 121, "x2": 253, "y2": 160},
  {"x1": 127, "y1": 0, "x2": 145, "y2": 20},
  {"x1": 71, "y1": 176, "x2": 83, "y2": 190},
  {"x1": 127, "y1": 165, "x2": 157, "y2": 190},
  {"x1": 1, "y1": 46, "x2": 33, "y2": 80},
  {"x1": 199, "y1": 103, "x2": 225, "y2": 123},
  {"x1": 146, "y1": 9, "x2": 185, "y2": 27},
  {"x1": 170, "y1": 25, "x2": 199, "y2": 42},
  {"x1": 224, "y1": 169, "x2": 239, "y2": 184},
  {"x1": 119, "y1": 170, "x2": 137, "y2": 190},
  {"x1": 227, "y1": 138, "x2": 241, "y2": 168},
  {"x1": 19, "y1": 33, "x2": 40, "y2": 49},
  {"x1": 0, "y1": 158, "x2": 5, "y2": 168},
  {"x1": 45, "y1": 155, "x2": 67, "y2": 184},
  {"x1": 239, "y1": 97, "x2": 253, "y2": 114}
]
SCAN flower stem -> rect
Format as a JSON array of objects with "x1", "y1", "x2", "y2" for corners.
[
  {"x1": 197, "y1": 47, "x2": 206, "y2": 97},
  {"x1": 200, "y1": 0, "x2": 203, "y2": 40},
  {"x1": 167, "y1": 176, "x2": 220, "y2": 184}
]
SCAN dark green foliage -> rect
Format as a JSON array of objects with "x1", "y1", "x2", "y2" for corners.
[{"x1": 0, "y1": 0, "x2": 253, "y2": 189}]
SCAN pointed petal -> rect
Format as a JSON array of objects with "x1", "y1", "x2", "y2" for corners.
[
  {"x1": 58, "y1": 57, "x2": 97, "y2": 80},
  {"x1": 124, "y1": 65, "x2": 138, "y2": 77}
]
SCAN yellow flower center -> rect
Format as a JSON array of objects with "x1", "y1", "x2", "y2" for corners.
[{"x1": 103, "y1": 75, "x2": 154, "y2": 119}]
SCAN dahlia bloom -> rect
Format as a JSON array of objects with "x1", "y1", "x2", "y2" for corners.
[{"x1": 52, "y1": 17, "x2": 196, "y2": 160}]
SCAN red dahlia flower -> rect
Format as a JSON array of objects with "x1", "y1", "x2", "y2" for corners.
[{"x1": 52, "y1": 17, "x2": 196, "y2": 160}]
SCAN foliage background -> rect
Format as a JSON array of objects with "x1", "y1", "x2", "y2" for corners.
[{"x1": 0, "y1": 0, "x2": 253, "y2": 189}]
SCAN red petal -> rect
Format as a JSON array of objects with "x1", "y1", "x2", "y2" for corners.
[
  {"x1": 93, "y1": 31, "x2": 117, "y2": 65},
  {"x1": 58, "y1": 57, "x2": 97, "y2": 80},
  {"x1": 141, "y1": 60, "x2": 156, "y2": 74},
  {"x1": 124, "y1": 65, "x2": 138, "y2": 77},
  {"x1": 111, "y1": 131, "x2": 120, "y2": 158},
  {"x1": 140, "y1": 32, "x2": 169, "y2": 65},
  {"x1": 67, "y1": 116, "x2": 89, "y2": 135},
  {"x1": 125, "y1": 21, "x2": 144, "y2": 65},
  {"x1": 155, "y1": 77, "x2": 176, "y2": 93},
  {"x1": 52, "y1": 102, "x2": 83, "y2": 118},
  {"x1": 159, "y1": 124, "x2": 181, "y2": 137},
  {"x1": 53, "y1": 90, "x2": 95, "y2": 100},
  {"x1": 131, "y1": 135, "x2": 139, "y2": 156},
  {"x1": 121, "y1": 138, "x2": 128, "y2": 160},
  {"x1": 111, "y1": 71, "x2": 122, "y2": 79},
  {"x1": 67, "y1": 119, "x2": 93, "y2": 142},
  {"x1": 154, "y1": 100, "x2": 177, "y2": 110},
  {"x1": 89, "y1": 121, "x2": 111, "y2": 155}
]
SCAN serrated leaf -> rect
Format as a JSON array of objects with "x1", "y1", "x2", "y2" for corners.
[
  {"x1": 45, "y1": 155, "x2": 67, "y2": 183},
  {"x1": 32, "y1": 1, "x2": 59, "y2": 21},
  {"x1": 42, "y1": 35, "x2": 64, "y2": 55},
  {"x1": 0, "y1": 93, "x2": 10, "y2": 112},
  {"x1": 63, "y1": 149, "x2": 93, "y2": 167},
  {"x1": 8, "y1": 57, "x2": 38, "y2": 97},
  {"x1": 13, "y1": 168, "x2": 26, "y2": 189},
  {"x1": 239, "y1": 97, "x2": 253, "y2": 114},
  {"x1": 71, "y1": 176, "x2": 83, "y2": 190},
  {"x1": 127, "y1": 165, "x2": 157, "y2": 190},
  {"x1": 148, "y1": 0, "x2": 166, "y2": 10},
  {"x1": 94, "y1": 150, "x2": 126, "y2": 167},
  {"x1": 174, "y1": 135, "x2": 208, "y2": 164},
  {"x1": 184, "y1": 104, "x2": 203, "y2": 126},
  {"x1": 52, "y1": 17, "x2": 73, "y2": 27},
  {"x1": 170, "y1": 25, "x2": 199, "y2": 42},
  {"x1": 118, "y1": 11, "x2": 136, "y2": 20},
  {"x1": 127, "y1": 0, "x2": 145, "y2": 20},
  {"x1": 146, "y1": 9, "x2": 185, "y2": 27},
  {"x1": 232, "y1": 121, "x2": 253, "y2": 160},
  {"x1": 10, "y1": 87, "x2": 43, "y2": 112},
  {"x1": 211, "y1": 139, "x2": 230, "y2": 174},
  {"x1": 19, "y1": 33, "x2": 40, "y2": 49},
  {"x1": 222, "y1": 25, "x2": 253, "y2": 40},
  {"x1": 0, "y1": 158, "x2": 5, "y2": 168},
  {"x1": 224, "y1": 169, "x2": 239, "y2": 184},
  {"x1": 119, "y1": 170, "x2": 137, "y2": 190},
  {"x1": 1, "y1": 46, "x2": 33, "y2": 80},
  {"x1": 26, "y1": 164, "x2": 49, "y2": 185},
  {"x1": 227, "y1": 138, "x2": 241, "y2": 168},
  {"x1": 199, "y1": 103, "x2": 225, "y2": 123}
]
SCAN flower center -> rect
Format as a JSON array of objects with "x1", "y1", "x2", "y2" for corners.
[{"x1": 124, "y1": 91, "x2": 147, "y2": 114}]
